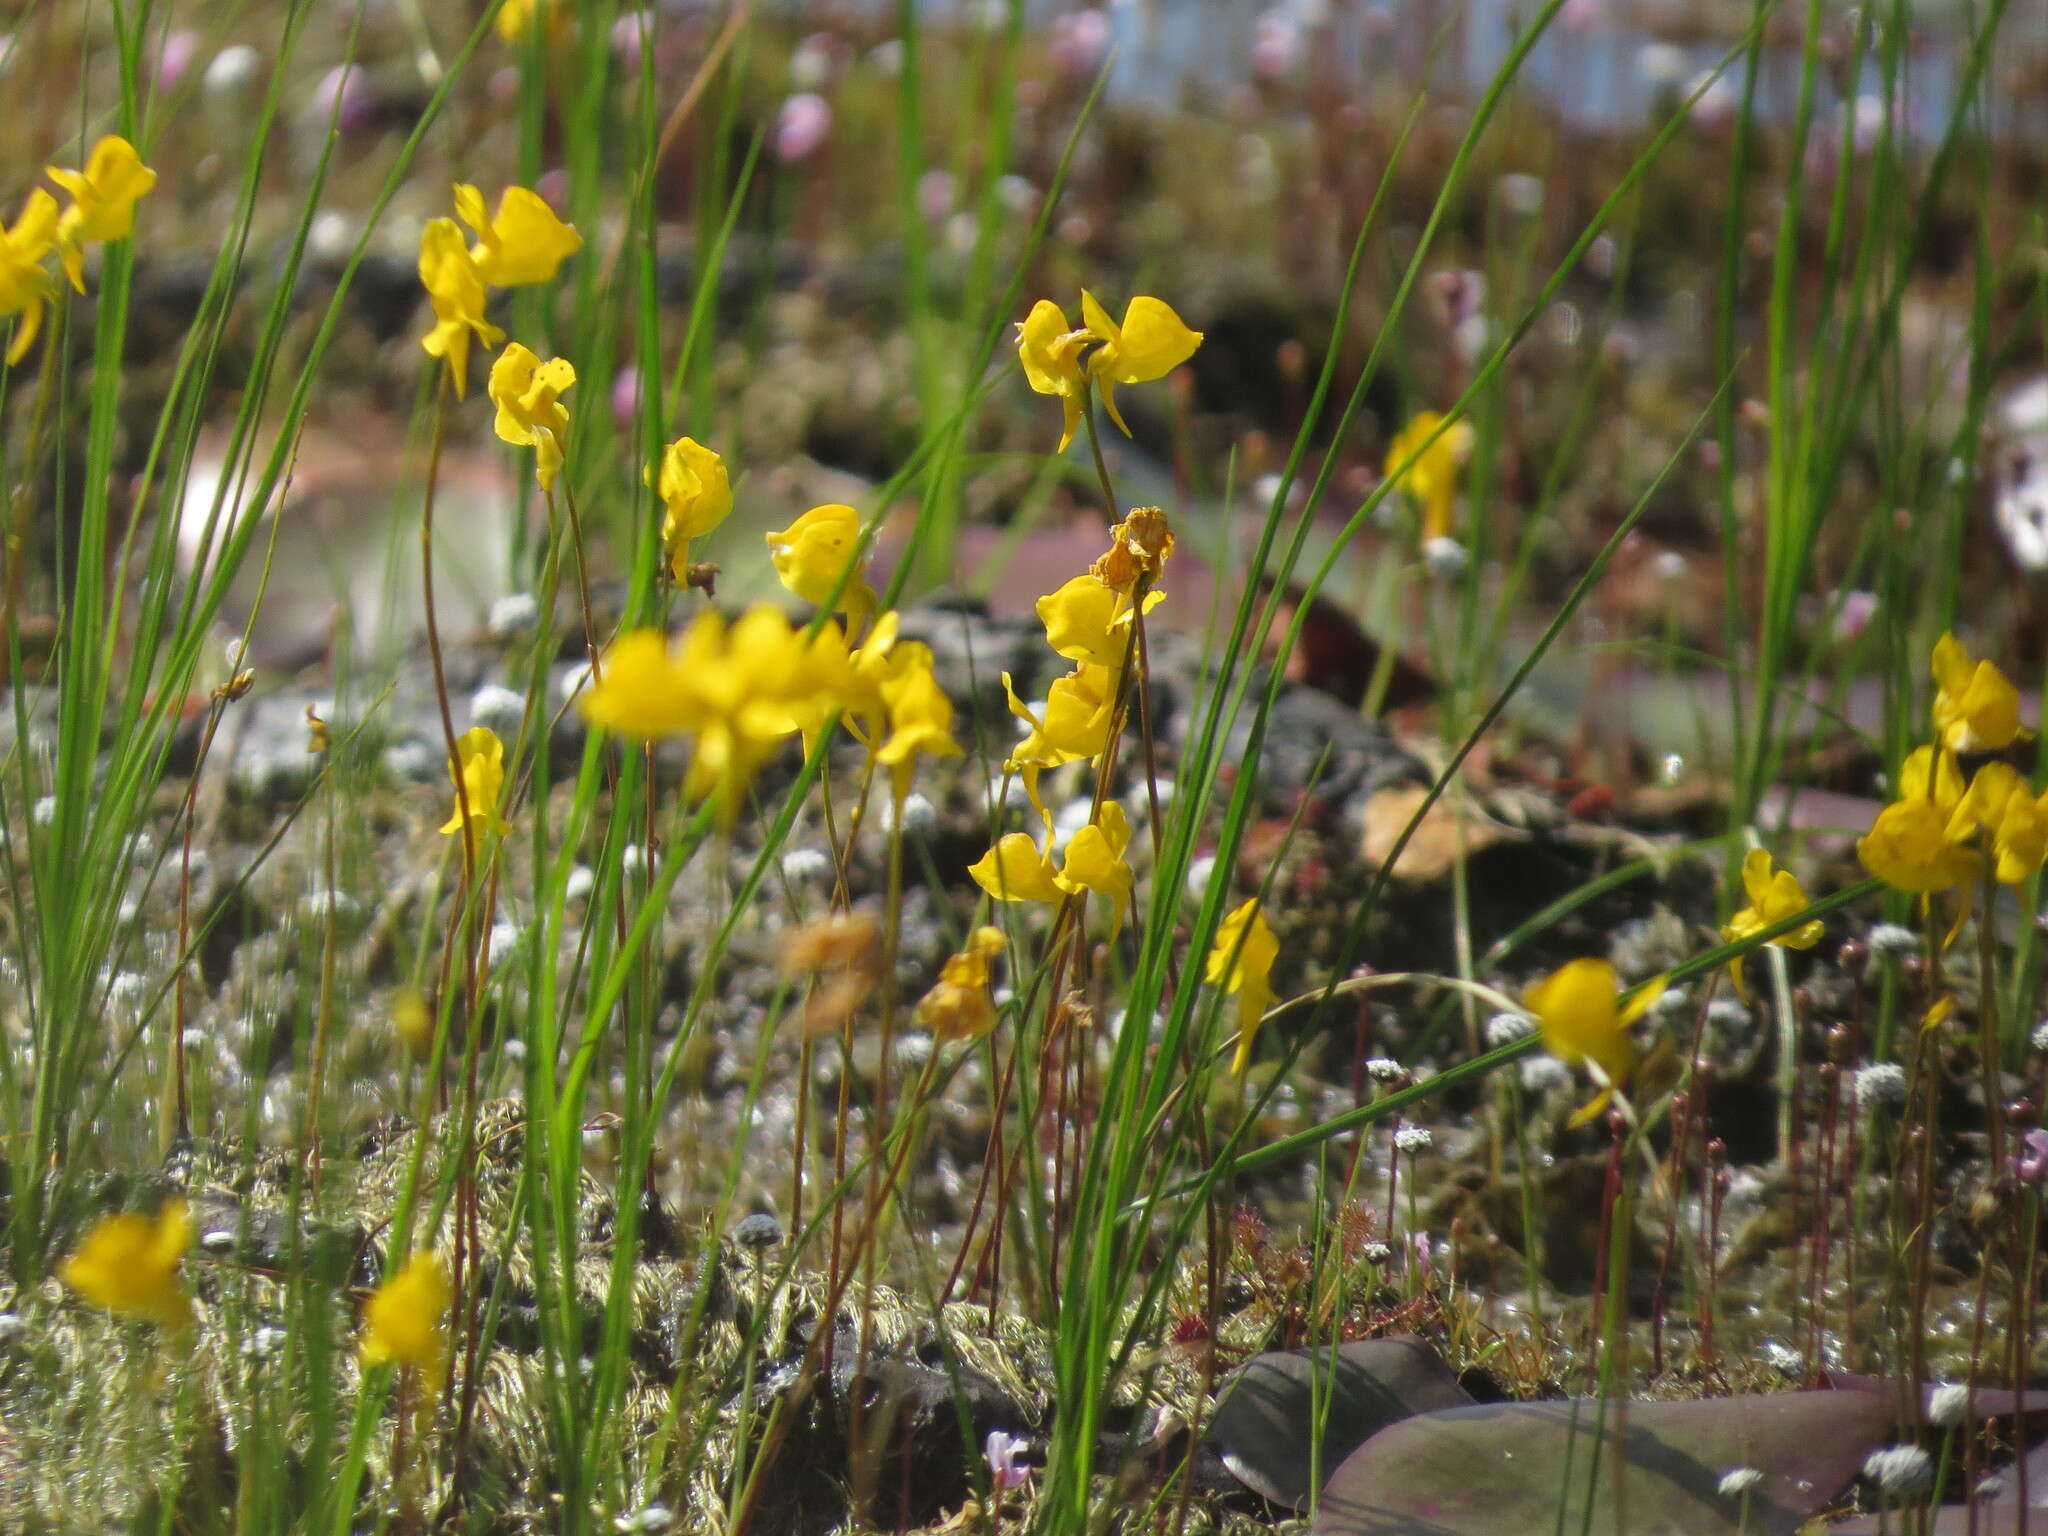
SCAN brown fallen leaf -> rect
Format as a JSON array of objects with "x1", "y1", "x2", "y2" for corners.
[{"x1": 1358, "y1": 784, "x2": 1519, "y2": 881}]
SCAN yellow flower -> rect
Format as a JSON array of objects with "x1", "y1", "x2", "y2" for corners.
[
  {"x1": 873, "y1": 650, "x2": 960, "y2": 802},
  {"x1": 766, "y1": 503, "x2": 876, "y2": 619},
  {"x1": 1524, "y1": 958, "x2": 1663, "y2": 1128},
  {"x1": 1004, "y1": 664, "x2": 1120, "y2": 769},
  {"x1": 453, "y1": 183, "x2": 581, "y2": 287},
  {"x1": 651, "y1": 437, "x2": 732, "y2": 583},
  {"x1": 417, "y1": 217, "x2": 502, "y2": 398},
  {"x1": 59, "y1": 1200, "x2": 194, "y2": 1331},
  {"x1": 1054, "y1": 801, "x2": 1134, "y2": 925},
  {"x1": 495, "y1": 0, "x2": 567, "y2": 45},
  {"x1": 1037, "y1": 574, "x2": 1165, "y2": 670},
  {"x1": 439, "y1": 726, "x2": 514, "y2": 837},
  {"x1": 916, "y1": 927, "x2": 1008, "y2": 1041},
  {"x1": 0, "y1": 190, "x2": 58, "y2": 366},
  {"x1": 1930, "y1": 632, "x2": 2028, "y2": 754},
  {"x1": 969, "y1": 832, "x2": 1064, "y2": 904},
  {"x1": 1016, "y1": 298, "x2": 1092, "y2": 452},
  {"x1": 45, "y1": 135, "x2": 156, "y2": 293},
  {"x1": 1951, "y1": 763, "x2": 2048, "y2": 884},
  {"x1": 1078, "y1": 290, "x2": 1203, "y2": 436},
  {"x1": 360, "y1": 1251, "x2": 450, "y2": 1387},
  {"x1": 582, "y1": 609, "x2": 837, "y2": 819},
  {"x1": 1385, "y1": 411, "x2": 1474, "y2": 543},
  {"x1": 489, "y1": 343, "x2": 575, "y2": 492},
  {"x1": 1720, "y1": 848, "x2": 1824, "y2": 998},
  {"x1": 1206, "y1": 897, "x2": 1278, "y2": 1074},
  {"x1": 1858, "y1": 746, "x2": 1978, "y2": 894}
]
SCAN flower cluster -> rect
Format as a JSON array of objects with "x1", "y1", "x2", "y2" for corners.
[
  {"x1": 1017, "y1": 292, "x2": 1203, "y2": 451},
  {"x1": 1858, "y1": 634, "x2": 2042, "y2": 894},
  {"x1": 579, "y1": 513, "x2": 957, "y2": 821},
  {"x1": 968, "y1": 511, "x2": 1172, "y2": 929},
  {"x1": 1, "y1": 135, "x2": 156, "y2": 365},
  {"x1": 417, "y1": 183, "x2": 581, "y2": 400}
]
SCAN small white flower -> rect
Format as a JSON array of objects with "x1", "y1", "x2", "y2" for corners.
[
  {"x1": 1422, "y1": 536, "x2": 1469, "y2": 580},
  {"x1": 1365, "y1": 1058, "x2": 1405, "y2": 1082},
  {"x1": 31, "y1": 796, "x2": 55, "y2": 828},
  {"x1": 1393, "y1": 1126, "x2": 1433, "y2": 1153},
  {"x1": 1867, "y1": 923, "x2": 1919, "y2": 958},
  {"x1": 1928, "y1": 1382, "x2": 1971, "y2": 1427},
  {"x1": 782, "y1": 847, "x2": 833, "y2": 885},
  {"x1": 563, "y1": 865, "x2": 596, "y2": 904},
  {"x1": 502, "y1": 1037, "x2": 527, "y2": 1064},
  {"x1": 203, "y1": 43, "x2": 261, "y2": 96},
  {"x1": 1184, "y1": 854, "x2": 1218, "y2": 901},
  {"x1": 245, "y1": 1325, "x2": 288, "y2": 1360},
  {"x1": 0, "y1": 1313, "x2": 24, "y2": 1345},
  {"x1": 1854, "y1": 1063, "x2": 1908, "y2": 1112},
  {"x1": 883, "y1": 792, "x2": 939, "y2": 836},
  {"x1": 223, "y1": 635, "x2": 248, "y2": 670},
  {"x1": 1716, "y1": 1467, "x2": 1764, "y2": 1498},
  {"x1": 1484, "y1": 1012, "x2": 1535, "y2": 1048},
  {"x1": 621, "y1": 844, "x2": 648, "y2": 879},
  {"x1": 556, "y1": 662, "x2": 595, "y2": 706},
  {"x1": 488, "y1": 592, "x2": 541, "y2": 640},
  {"x1": 487, "y1": 922, "x2": 521, "y2": 967},
  {"x1": 1863, "y1": 1444, "x2": 1933, "y2": 1499},
  {"x1": 1762, "y1": 1339, "x2": 1803, "y2": 1376},
  {"x1": 2030, "y1": 1019, "x2": 2048, "y2": 1055},
  {"x1": 1651, "y1": 986, "x2": 1694, "y2": 1019},
  {"x1": 469, "y1": 683, "x2": 526, "y2": 738},
  {"x1": 1705, "y1": 997, "x2": 1752, "y2": 1033},
  {"x1": 1361, "y1": 1241, "x2": 1393, "y2": 1264}
]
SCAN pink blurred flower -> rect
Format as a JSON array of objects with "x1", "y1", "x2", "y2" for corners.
[
  {"x1": 775, "y1": 93, "x2": 831, "y2": 163},
  {"x1": 985, "y1": 1430, "x2": 1032, "y2": 1491},
  {"x1": 157, "y1": 30, "x2": 201, "y2": 94},
  {"x1": 611, "y1": 366, "x2": 642, "y2": 430},
  {"x1": 1251, "y1": 9, "x2": 1301, "y2": 79},
  {"x1": 1050, "y1": 10, "x2": 1113, "y2": 79}
]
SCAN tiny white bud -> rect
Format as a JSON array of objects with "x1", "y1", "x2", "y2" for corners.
[
  {"x1": 1927, "y1": 1382, "x2": 1971, "y2": 1427},
  {"x1": 1393, "y1": 1126, "x2": 1433, "y2": 1153}
]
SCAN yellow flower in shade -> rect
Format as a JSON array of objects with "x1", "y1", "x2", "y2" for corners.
[
  {"x1": 417, "y1": 217, "x2": 501, "y2": 398},
  {"x1": 1525, "y1": 958, "x2": 1663, "y2": 1128},
  {"x1": 1206, "y1": 897, "x2": 1279, "y2": 1074},
  {"x1": 915, "y1": 927, "x2": 1008, "y2": 1042},
  {"x1": 1930, "y1": 632, "x2": 2028, "y2": 754},
  {"x1": 969, "y1": 832, "x2": 1064, "y2": 905},
  {"x1": 873, "y1": 652, "x2": 960, "y2": 802},
  {"x1": 1858, "y1": 746, "x2": 1979, "y2": 894},
  {"x1": 1054, "y1": 801, "x2": 1134, "y2": 926},
  {"x1": 495, "y1": 0, "x2": 567, "y2": 44},
  {"x1": 1720, "y1": 848, "x2": 1824, "y2": 998},
  {"x1": 1, "y1": 190, "x2": 59, "y2": 366},
  {"x1": 440, "y1": 726, "x2": 514, "y2": 837},
  {"x1": 582, "y1": 609, "x2": 836, "y2": 819},
  {"x1": 1949, "y1": 762, "x2": 2048, "y2": 884},
  {"x1": 766, "y1": 503, "x2": 876, "y2": 619},
  {"x1": 1385, "y1": 411, "x2": 1474, "y2": 543},
  {"x1": 46, "y1": 135, "x2": 156, "y2": 293},
  {"x1": 60, "y1": 1200, "x2": 194, "y2": 1331},
  {"x1": 360, "y1": 1251, "x2": 450, "y2": 1387},
  {"x1": 652, "y1": 437, "x2": 732, "y2": 583},
  {"x1": 489, "y1": 343, "x2": 575, "y2": 492},
  {"x1": 1077, "y1": 290, "x2": 1204, "y2": 436},
  {"x1": 453, "y1": 183, "x2": 581, "y2": 287},
  {"x1": 1037, "y1": 574, "x2": 1165, "y2": 670},
  {"x1": 1016, "y1": 298, "x2": 1092, "y2": 452}
]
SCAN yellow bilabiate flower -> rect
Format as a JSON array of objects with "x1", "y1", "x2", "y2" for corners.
[
  {"x1": 1930, "y1": 633, "x2": 2027, "y2": 754},
  {"x1": 1952, "y1": 763, "x2": 2048, "y2": 884},
  {"x1": 1016, "y1": 298, "x2": 1092, "y2": 452},
  {"x1": 873, "y1": 651, "x2": 960, "y2": 802},
  {"x1": 360, "y1": 1251, "x2": 450, "y2": 1386},
  {"x1": 1037, "y1": 574, "x2": 1164, "y2": 670},
  {"x1": 766, "y1": 503, "x2": 876, "y2": 619},
  {"x1": 46, "y1": 135, "x2": 156, "y2": 293},
  {"x1": 440, "y1": 726, "x2": 514, "y2": 837},
  {"x1": 916, "y1": 927, "x2": 1008, "y2": 1041},
  {"x1": 1078, "y1": 290, "x2": 1204, "y2": 436},
  {"x1": 651, "y1": 437, "x2": 732, "y2": 583},
  {"x1": 60, "y1": 1200, "x2": 194, "y2": 1331},
  {"x1": 969, "y1": 832, "x2": 1064, "y2": 905},
  {"x1": 1858, "y1": 746, "x2": 1978, "y2": 894},
  {"x1": 489, "y1": 343, "x2": 575, "y2": 492},
  {"x1": 578, "y1": 629, "x2": 694, "y2": 739},
  {"x1": 1385, "y1": 411, "x2": 1474, "y2": 543},
  {"x1": 453, "y1": 184, "x2": 581, "y2": 288},
  {"x1": 1720, "y1": 848, "x2": 1824, "y2": 998},
  {"x1": 0, "y1": 190, "x2": 58, "y2": 366},
  {"x1": 1525, "y1": 958, "x2": 1663, "y2": 1128},
  {"x1": 1206, "y1": 897, "x2": 1278, "y2": 1074},
  {"x1": 1055, "y1": 800, "x2": 1134, "y2": 922},
  {"x1": 417, "y1": 217, "x2": 501, "y2": 399}
]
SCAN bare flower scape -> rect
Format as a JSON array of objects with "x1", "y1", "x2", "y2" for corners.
[{"x1": 2, "y1": 3, "x2": 2045, "y2": 1532}]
